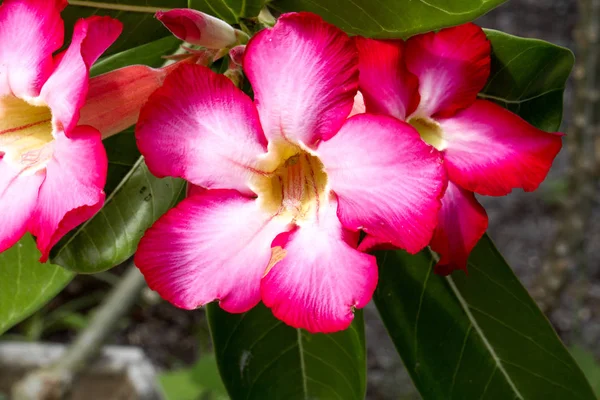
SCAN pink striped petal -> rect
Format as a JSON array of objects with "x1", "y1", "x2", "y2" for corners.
[
  {"x1": 244, "y1": 12, "x2": 358, "y2": 146},
  {"x1": 0, "y1": 0, "x2": 65, "y2": 98},
  {"x1": 136, "y1": 64, "x2": 267, "y2": 196},
  {"x1": 406, "y1": 23, "x2": 490, "y2": 118},
  {"x1": 28, "y1": 126, "x2": 107, "y2": 261},
  {"x1": 261, "y1": 198, "x2": 377, "y2": 333},
  {"x1": 41, "y1": 16, "x2": 122, "y2": 134},
  {"x1": 355, "y1": 37, "x2": 419, "y2": 120},
  {"x1": 0, "y1": 161, "x2": 44, "y2": 253},
  {"x1": 317, "y1": 114, "x2": 445, "y2": 254},
  {"x1": 430, "y1": 182, "x2": 488, "y2": 275},
  {"x1": 135, "y1": 190, "x2": 289, "y2": 313},
  {"x1": 439, "y1": 100, "x2": 563, "y2": 196}
]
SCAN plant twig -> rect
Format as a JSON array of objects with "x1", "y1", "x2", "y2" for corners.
[{"x1": 11, "y1": 263, "x2": 147, "y2": 400}]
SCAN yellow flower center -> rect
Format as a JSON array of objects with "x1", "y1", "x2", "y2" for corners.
[
  {"x1": 409, "y1": 117, "x2": 445, "y2": 150},
  {"x1": 0, "y1": 95, "x2": 54, "y2": 174},
  {"x1": 252, "y1": 140, "x2": 329, "y2": 224}
]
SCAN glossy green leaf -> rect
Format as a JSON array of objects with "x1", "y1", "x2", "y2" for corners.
[
  {"x1": 189, "y1": 0, "x2": 266, "y2": 24},
  {"x1": 0, "y1": 235, "x2": 74, "y2": 335},
  {"x1": 373, "y1": 237, "x2": 596, "y2": 400},
  {"x1": 570, "y1": 346, "x2": 600, "y2": 398},
  {"x1": 207, "y1": 303, "x2": 366, "y2": 400},
  {"x1": 91, "y1": 36, "x2": 182, "y2": 77},
  {"x1": 64, "y1": 1, "x2": 187, "y2": 56},
  {"x1": 49, "y1": 40, "x2": 186, "y2": 273},
  {"x1": 270, "y1": 0, "x2": 506, "y2": 38},
  {"x1": 480, "y1": 30, "x2": 575, "y2": 132}
]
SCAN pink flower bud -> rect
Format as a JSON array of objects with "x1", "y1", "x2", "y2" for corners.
[
  {"x1": 156, "y1": 9, "x2": 238, "y2": 49},
  {"x1": 229, "y1": 45, "x2": 246, "y2": 67},
  {"x1": 80, "y1": 61, "x2": 185, "y2": 139}
]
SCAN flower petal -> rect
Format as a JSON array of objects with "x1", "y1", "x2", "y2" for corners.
[
  {"x1": 244, "y1": 12, "x2": 358, "y2": 146},
  {"x1": 439, "y1": 100, "x2": 563, "y2": 196},
  {"x1": 135, "y1": 190, "x2": 288, "y2": 313},
  {"x1": 156, "y1": 8, "x2": 237, "y2": 49},
  {"x1": 406, "y1": 23, "x2": 490, "y2": 118},
  {"x1": 136, "y1": 64, "x2": 267, "y2": 196},
  {"x1": 317, "y1": 114, "x2": 446, "y2": 254},
  {"x1": 0, "y1": 0, "x2": 65, "y2": 98},
  {"x1": 40, "y1": 16, "x2": 122, "y2": 134},
  {"x1": 261, "y1": 198, "x2": 377, "y2": 333},
  {"x1": 349, "y1": 91, "x2": 366, "y2": 117},
  {"x1": 430, "y1": 182, "x2": 488, "y2": 275},
  {"x1": 28, "y1": 126, "x2": 107, "y2": 261},
  {"x1": 354, "y1": 37, "x2": 419, "y2": 120},
  {"x1": 0, "y1": 161, "x2": 44, "y2": 253}
]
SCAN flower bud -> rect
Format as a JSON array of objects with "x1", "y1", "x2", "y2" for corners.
[
  {"x1": 79, "y1": 62, "x2": 183, "y2": 139},
  {"x1": 156, "y1": 9, "x2": 241, "y2": 49},
  {"x1": 229, "y1": 45, "x2": 246, "y2": 67}
]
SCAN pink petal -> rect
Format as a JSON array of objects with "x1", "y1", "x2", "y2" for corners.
[
  {"x1": 229, "y1": 45, "x2": 245, "y2": 67},
  {"x1": 439, "y1": 100, "x2": 563, "y2": 196},
  {"x1": 261, "y1": 198, "x2": 378, "y2": 333},
  {"x1": 0, "y1": 0, "x2": 65, "y2": 98},
  {"x1": 430, "y1": 181, "x2": 488, "y2": 275},
  {"x1": 28, "y1": 126, "x2": 107, "y2": 261},
  {"x1": 0, "y1": 161, "x2": 44, "y2": 253},
  {"x1": 354, "y1": 37, "x2": 419, "y2": 120},
  {"x1": 156, "y1": 9, "x2": 237, "y2": 49},
  {"x1": 80, "y1": 64, "x2": 173, "y2": 139},
  {"x1": 348, "y1": 91, "x2": 366, "y2": 117},
  {"x1": 40, "y1": 16, "x2": 122, "y2": 134},
  {"x1": 135, "y1": 190, "x2": 289, "y2": 313},
  {"x1": 405, "y1": 23, "x2": 490, "y2": 118},
  {"x1": 136, "y1": 64, "x2": 268, "y2": 196},
  {"x1": 244, "y1": 12, "x2": 358, "y2": 146},
  {"x1": 317, "y1": 114, "x2": 446, "y2": 254}
]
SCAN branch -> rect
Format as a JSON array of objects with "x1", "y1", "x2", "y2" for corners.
[{"x1": 11, "y1": 263, "x2": 147, "y2": 400}]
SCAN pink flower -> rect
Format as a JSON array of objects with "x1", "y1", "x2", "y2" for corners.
[
  {"x1": 355, "y1": 23, "x2": 563, "y2": 274},
  {"x1": 134, "y1": 12, "x2": 445, "y2": 333},
  {"x1": 0, "y1": 0, "x2": 122, "y2": 261}
]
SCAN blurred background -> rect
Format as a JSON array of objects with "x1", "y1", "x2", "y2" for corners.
[{"x1": 2, "y1": 0, "x2": 599, "y2": 399}]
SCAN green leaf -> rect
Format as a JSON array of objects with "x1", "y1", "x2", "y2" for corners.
[
  {"x1": 49, "y1": 40, "x2": 187, "y2": 274},
  {"x1": 207, "y1": 303, "x2": 366, "y2": 400},
  {"x1": 373, "y1": 237, "x2": 597, "y2": 400},
  {"x1": 189, "y1": 0, "x2": 266, "y2": 24},
  {"x1": 159, "y1": 354, "x2": 229, "y2": 400},
  {"x1": 0, "y1": 235, "x2": 74, "y2": 335},
  {"x1": 91, "y1": 36, "x2": 182, "y2": 77},
  {"x1": 270, "y1": 0, "x2": 506, "y2": 38},
  {"x1": 64, "y1": 1, "x2": 187, "y2": 56},
  {"x1": 50, "y1": 154, "x2": 185, "y2": 274},
  {"x1": 480, "y1": 30, "x2": 575, "y2": 132},
  {"x1": 570, "y1": 346, "x2": 600, "y2": 398}
]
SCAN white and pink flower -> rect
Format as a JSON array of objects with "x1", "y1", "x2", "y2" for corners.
[
  {"x1": 134, "y1": 12, "x2": 446, "y2": 333},
  {"x1": 0, "y1": 0, "x2": 122, "y2": 260}
]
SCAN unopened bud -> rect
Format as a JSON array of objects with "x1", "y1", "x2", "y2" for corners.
[
  {"x1": 80, "y1": 61, "x2": 185, "y2": 139},
  {"x1": 156, "y1": 9, "x2": 241, "y2": 49},
  {"x1": 229, "y1": 45, "x2": 246, "y2": 67}
]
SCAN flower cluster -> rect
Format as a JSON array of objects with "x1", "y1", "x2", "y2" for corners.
[
  {"x1": 133, "y1": 12, "x2": 562, "y2": 332},
  {"x1": 0, "y1": 3, "x2": 562, "y2": 333}
]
